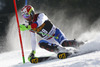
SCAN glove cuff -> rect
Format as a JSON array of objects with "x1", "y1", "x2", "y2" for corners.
[{"x1": 32, "y1": 50, "x2": 36, "y2": 54}]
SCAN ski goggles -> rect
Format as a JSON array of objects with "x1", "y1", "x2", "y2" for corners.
[{"x1": 22, "y1": 14, "x2": 30, "y2": 19}]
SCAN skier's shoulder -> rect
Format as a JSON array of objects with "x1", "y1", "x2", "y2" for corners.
[
  {"x1": 38, "y1": 13, "x2": 46, "y2": 15},
  {"x1": 37, "y1": 13, "x2": 47, "y2": 17}
]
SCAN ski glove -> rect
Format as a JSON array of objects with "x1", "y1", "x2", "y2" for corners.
[
  {"x1": 20, "y1": 24, "x2": 31, "y2": 31},
  {"x1": 28, "y1": 50, "x2": 36, "y2": 62}
]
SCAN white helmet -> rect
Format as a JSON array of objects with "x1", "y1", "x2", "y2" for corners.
[{"x1": 21, "y1": 5, "x2": 34, "y2": 18}]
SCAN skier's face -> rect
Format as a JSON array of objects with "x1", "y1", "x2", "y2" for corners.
[
  {"x1": 25, "y1": 15, "x2": 32, "y2": 21},
  {"x1": 22, "y1": 14, "x2": 32, "y2": 21}
]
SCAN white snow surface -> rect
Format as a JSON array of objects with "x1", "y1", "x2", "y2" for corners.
[
  {"x1": 2, "y1": 31, "x2": 100, "y2": 67},
  {"x1": 0, "y1": 43, "x2": 100, "y2": 67}
]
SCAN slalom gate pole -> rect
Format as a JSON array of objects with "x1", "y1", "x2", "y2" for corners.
[{"x1": 13, "y1": 0, "x2": 25, "y2": 64}]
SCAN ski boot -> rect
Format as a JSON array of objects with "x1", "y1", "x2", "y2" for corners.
[
  {"x1": 28, "y1": 50, "x2": 51, "y2": 63},
  {"x1": 54, "y1": 45, "x2": 76, "y2": 59},
  {"x1": 28, "y1": 50, "x2": 36, "y2": 62}
]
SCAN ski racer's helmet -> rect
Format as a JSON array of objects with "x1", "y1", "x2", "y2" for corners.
[{"x1": 21, "y1": 5, "x2": 34, "y2": 19}]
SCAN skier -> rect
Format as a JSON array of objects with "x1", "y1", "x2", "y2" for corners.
[{"x1": 20, "y1": 5, "x2": 83, "y2": 62}]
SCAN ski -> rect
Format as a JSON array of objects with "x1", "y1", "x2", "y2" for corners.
[
  {"x1": 30, "y1": 53, "x2": 78, "y2": 64},
  {"x1": 30, "y1": 56, "x2": 51, "y2": 63},
  {"x1": 30, "y1": 53, "x2": 76, "y2": 63},
  {"x1": 30, "y1": 48, "x2": 79, "y2": 63},
  {"x1": 30, "y1": 52, "x2": 76, "y2": 64}
]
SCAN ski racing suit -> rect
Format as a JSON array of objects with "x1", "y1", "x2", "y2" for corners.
[{"x1": 28, "y1": 13, "x2": 77, "y2": 52}]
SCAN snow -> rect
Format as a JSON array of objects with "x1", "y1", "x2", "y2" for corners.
[
  {"x1": 1, "y1": 31, "x2": 100, "y2": 67},
  {"x1": 0, "y1": 48, "x2": 100, "y2": 67}
]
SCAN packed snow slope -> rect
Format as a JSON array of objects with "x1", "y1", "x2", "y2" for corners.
[
  {"x1": 0, "y1": 49, "x2": 100, "y2": 67},
  {"x1": 1, "y1": 31, "x2": 100, "y2": 67},
  {"x1": 0, "y1": 32, "x2": 100, "y2": 67}
]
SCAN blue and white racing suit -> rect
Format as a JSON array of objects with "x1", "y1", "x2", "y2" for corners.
[{"x1": 29, "y1": 13, "x2": 67, "y2": 51}]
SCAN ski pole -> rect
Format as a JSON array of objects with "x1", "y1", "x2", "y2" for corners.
[
  {"x1": 13, "y1": 0, "x2": 25, "y2": 64},
  {"x1": 38, "y1": 32, "x2": 59, "y2": 39},
  {"x1": 28, "y1": 27, "x2": 59, "y2": 39},
  {"x1": 20, "y1": 25, "x2": 59, "y2": 39},
  {"x1": 25, "y1": 0, "x2": 27, "y2": 5}
]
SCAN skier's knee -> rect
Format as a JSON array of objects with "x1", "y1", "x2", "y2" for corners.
[
  {"x1": 38, "y1": 40, "x2": 52, "y2": 51},
  {"x1": 38, "y1": 40, "x2": 57, "y2": 52},
  {"x1": 61, "y1": 40, "x2": 75, "y2": 47},
  {"x1": 38, "y1": 40, "x2": 48, "y2": 48}
]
